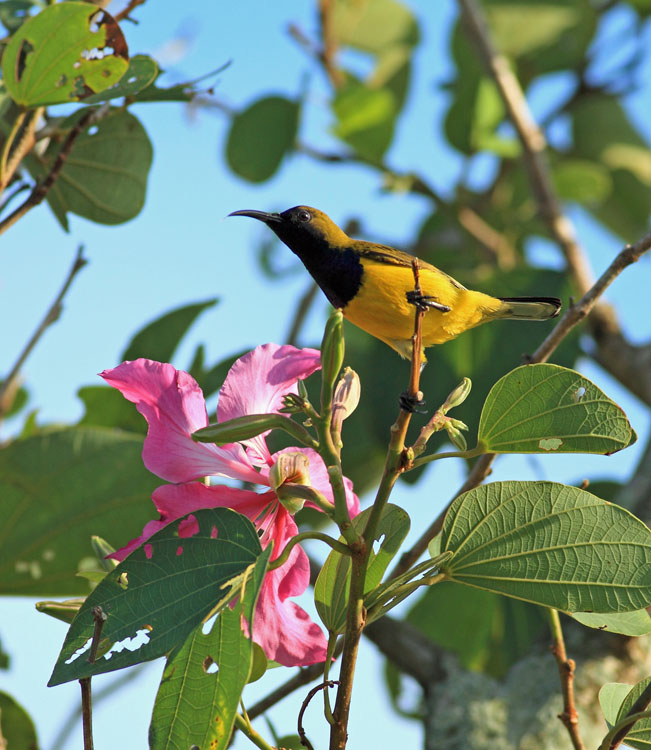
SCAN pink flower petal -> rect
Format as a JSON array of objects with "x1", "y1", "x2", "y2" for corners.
[
  {"x1": 101, "y1": 360, "x2": 261, "y2": 485},
  {"x1": 217, "y1": 344, "x2": 321, "y2": 465}
]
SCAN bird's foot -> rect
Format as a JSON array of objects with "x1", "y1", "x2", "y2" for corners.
[
  {"x1": 399, "y1": 390, "x2": 427, "y2": 413},
  {"x1": 406, "y1": 291, "x2": 451, "y2": 314}
]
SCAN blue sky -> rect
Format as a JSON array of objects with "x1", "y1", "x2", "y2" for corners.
[{"x1": 1, "y1": 1, "x2": 650, "y2": 748}]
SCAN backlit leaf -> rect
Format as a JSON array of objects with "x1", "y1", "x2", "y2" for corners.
[
  {"x1": 477, "y1": 363, "x2": 635, "y2": 455},
  {"x1": 442, "y1": 481, "x2": 651, "y2": 613},
  {"x1": 315, "y1": 504, "x2": 410, "y2": 633},
  {"x1": 81, "y1": 54, "x2": 158, "y2": 104},
  {"x1": 2, "y1": 3, "x2": 128, "y2": 107},
  {"x1": 614, "y1": 677, "x2": 651, "y2": 750},
  {"x1": 573, "y1": 609, "x2": 651, "y2": 636},
  {"x1": 48, "y1": 507, "x2": 262, "y2": 686}
]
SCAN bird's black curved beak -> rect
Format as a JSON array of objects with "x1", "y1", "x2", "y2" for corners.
[{"x1": 228, "y1": 209, "x2": 282, "y2": 224}]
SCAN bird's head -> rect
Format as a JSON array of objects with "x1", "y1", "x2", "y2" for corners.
[{"x1": 228, "y1": 205, "x2": 351, "y2": 253}]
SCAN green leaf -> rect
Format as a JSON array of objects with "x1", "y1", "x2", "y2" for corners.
[
  {"x1": 0, "y1": 379, "x2": 28, "y2": 417},
  {"x1": 32, "y1": 109, "x2": 153, "y2": 229},
  {"x1": 572, "y1": 609, "x2": 651, "y2": 636},
  {"x1": 0, "y1": 1, "x2": 40, "y2": 34},
  {"x1": 48, "y1": 507, "x2": 262, "y2": 686},
  {"x1": 442, "y1": 481, "x2": 651, "y2": 613},
  {"x1": 405, "y1": 581, "x2": 545, "y2": 677},
  {"x1": 332, "y1": 80, "x2": 396, "y2": 161},
  {"x1": 333, "y1": 0, "x2": 419, "y2": 54},
  {"x1": 614, "y1": 677, "x2": 651, "y2": 749},
  {"x1": 149, "y1": 546, "x2": 271, "y2": 750},
  {"x1": 77, "y1": 385, "x2": 146, "y2": 433},
  {"x1": 314, "y1": 504, "x2": 410, "y2": 633},
  {"x1": 121, "y1": 298, "x2": 218, "y2": 362},
  {"x1": 81, "y1": 54, "x2": 158, "y2": 104},
  {"x1": 36, "y1": 597, "x2": 85, "y2": 625},
  {"x1": 2, "y1": 3, "x2": 128, "y2": 107},
  {"x1": 0, "y1": 691, "x2": 38, "y2": 748},
  {"x1": 552, "y1": 158, "x2": 612, "y2": 203},
  {"x1": 600, "y1": 682, "x2": 632, "y2": 728},
  {"x1": 226, "y1": 96, "x2": 299, "y2": 183},
  {"x1": 477, "y1": 363, "x2": 636, "y2": 455},
  {"x1": 0, "y1": 427, "x2": 161, "y2": 596}
]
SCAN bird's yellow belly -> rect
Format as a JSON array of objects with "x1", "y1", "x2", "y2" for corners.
[{"x1": 342, "y1": 261, "x2": 501, "y2": 356}]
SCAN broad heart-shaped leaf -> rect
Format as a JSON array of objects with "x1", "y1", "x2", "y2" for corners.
[
  {"x1": 314, "y1": 504, "x2": 409, "y2": 633},
  {"x1": 332, "y1": 0, "x2": 419, "y2": 54},
  {"x1": 0, "y1": 427, "x2": 160, "y2": 596},
  {"x1": 121, "y1": 298, "x2": 219, "y2": 362},
  {"x1": 0, "y1": 691, "x2": 39, "y2": 748},
  {"x1": 441, "y1": 481, "x2": 651, "y2": 613},
  {"x1": 572, "y1": 609, "x2": 651, "y2": 636},
  {"x1": 2, "y1": 3, "x2": 128, "y2": 107},
  {"x1": 226, "y1": 96, "x2": 299, "y2": 183},
  {"x1": 48, "y1": 507, "x2": 262, "y2": 686},
  {"x1": 29, "y1": 108, "x2": 153, "y2": 230},
  {"x1": 81, "y1": 55, "x2": 158, "y2": 104},
  {"x1": 477, "y1": 363, "x2": 635, "y2": 455},
  {"x1": 149, "y1": 546, "x2": 271, "y2": 750},
  {"x1": 613, "y1": 677, "x2": 651, "y2": 750}
]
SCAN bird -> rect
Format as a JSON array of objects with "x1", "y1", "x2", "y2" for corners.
[{"x1": 229, "y1": 205, "x2": 561, "y2": 361}]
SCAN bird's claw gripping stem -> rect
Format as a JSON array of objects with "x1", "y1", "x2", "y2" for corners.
[{"x1": 405, "y1": 290, "x2": 451, "y2": 314}]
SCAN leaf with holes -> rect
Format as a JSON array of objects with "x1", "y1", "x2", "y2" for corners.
[
  {"x1": 149, "y1": 546, "x2": 271, "y2": 750},
  {"x1": 81, "y1": 54, "x2": 158, "y2": 104},
  {"x1": 441, "y1": 481, "x2": 651, "y2": 613},
  {"x1": 2, "y1": 3, "x2": 128, "y2": 107},
  {"x1": 314, "y1": 504, "x2": 410, "y2": 633},
  {"x1": 48, "y1": 507, "x2": 262, "y2": 686},
  {"x1": 30, "y1": 108, "x2": 153, "y2": 229},
  {"x1": 0, "y1": 427, "x2": 161, "y2": 596},
  {"x1": 477, "y1": 364, "x2": 635, "y2": 455}
]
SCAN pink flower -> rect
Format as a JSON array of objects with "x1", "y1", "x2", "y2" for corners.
[{"x1": 101, "y1": 344, "x2": 359, "y2": 667}]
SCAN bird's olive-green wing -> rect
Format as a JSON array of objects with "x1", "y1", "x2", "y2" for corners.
[{"x1": 352, "y1": 241, "x2": 465, "y2": 290}]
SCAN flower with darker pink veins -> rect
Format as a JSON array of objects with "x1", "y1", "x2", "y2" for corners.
[{"x1": 101, "y1": 343, "x2": 359, "y2": 668}]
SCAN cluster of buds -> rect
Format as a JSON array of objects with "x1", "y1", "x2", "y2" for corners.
[{"x1": 413, "y1": 377, "x2": 472, "y2": 455}]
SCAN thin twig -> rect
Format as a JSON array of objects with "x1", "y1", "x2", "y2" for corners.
[
  {"x1": 113, "y1": 0, "x2": 146, "y2": 23},
  {"x1": 79, "y1": 606, "x2": 107, "y2": 750},
  {"x1": 390, "y1": 231, "x2": 651, "y2": 579},
  {"x1": 318, "y1": 0, "x2": 345, "y2": 89},
  {"x1": 298, "y1": 681, "x2": 339, "y2": 750},
  {"x1": 548, "y1": 609, "x2": 584, "y2": 750},
  {"x1": 0, "y1": 245, "x2": 87, "y2": 421},
  {"x1": 0, "y1": 106, "x2": 105, "y2": 238}
]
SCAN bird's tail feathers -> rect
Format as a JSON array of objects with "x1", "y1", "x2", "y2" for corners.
[{"x1": 497, "y1": 296, "x2": 562, "y2": 321}]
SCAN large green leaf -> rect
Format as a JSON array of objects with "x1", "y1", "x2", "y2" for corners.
[
  {"x1": 48, "y1": 507, "x2": 262, "y2": 686},
  {"x1": 149, "y1": 547, "x2": 271, "y2": 750},
  {"x1": 314, "y1": 504, "x2": 410, "y2": 633},
  {"x1": 2, "y1": 3, "x2": 128, "y2": 107},
  {"x1": 441, "y1": 481, "x2": 651, "y2": 613},
  {"x1": 0, "y1": 427, "x2": 160, "y2": 596},
  {"x1": 599, "y1": 682, "x2": 633, "y2": 728},
  {"x1": 121, "y1": 298, "x2": 218, "y2": 362},
  {"x1": 77, "y1": 385, "x2": 147, "y2": 433},
  {"x1": 477, "y1": 363, "x2": 635, "y2": 455},
  {"x1": 226, "y1": 96, "x2": 299, "y2": 183},
  {"x1": 0, "y1": 691, "x2": 38, "y2": 748},
  {"x1": 613, "y1": 677, "x2": 651, "y2": 750},
  {"x1": 32, "y1": 109, "x2": 153, "y2": 229}
]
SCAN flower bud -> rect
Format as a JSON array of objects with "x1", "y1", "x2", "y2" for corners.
[
  {"x1": 320, "y1": 309, "x2": 345, "y2": 393},
  {"x1": 280, "y1": 393, "x2": 306, "y2": 414},
  {"x1": 270, "y1": 452, "x2": 311, "y2": 514},
  {"x1": 442, "y1": 377, "x2": 472, "y2": 413},
  {"x1": 445, "y1": 421, "x2": 468, "y2": 451},
  {"x1": 331, "y1": 367, "x2": 361, "y2": 434},
  {"x1": 192, "y1": 413, "x2": 282, "y2": 444}
]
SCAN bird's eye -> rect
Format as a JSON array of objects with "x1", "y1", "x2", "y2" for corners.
[{"x1": 297, "y1": 210, "x2": 311, "y2": 223}]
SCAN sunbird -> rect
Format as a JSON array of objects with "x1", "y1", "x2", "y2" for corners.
[{"x1": 230, "y1": 206, "x2": 561, "y2": 360}]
